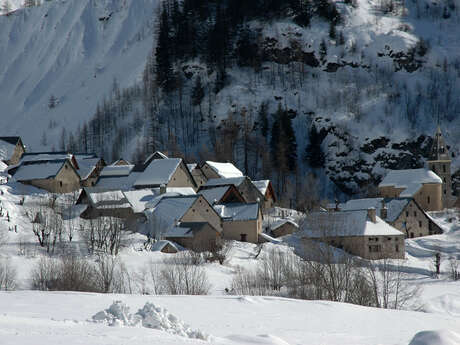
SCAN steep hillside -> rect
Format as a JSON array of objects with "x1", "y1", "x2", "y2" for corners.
[
  {"x1": 1, "y1": 0, "x2": 459, "y2": 198},
  {"x1": 0, "y1": 0, "x2": 158, "y2": 149}
]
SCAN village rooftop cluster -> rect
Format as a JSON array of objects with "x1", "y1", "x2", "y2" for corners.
[{"x1": 0, "y1": 126, "x2": 457, "y2": 260}]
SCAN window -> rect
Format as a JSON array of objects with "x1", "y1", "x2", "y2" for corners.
[
  {"x1": 59, "y1": 181, "x2": 63, "y2": 187},
  {"x1": 414, "y1": 211, "x2": 417, "y2": 217},
  {"x1": 427, "y1": 196, "x2": 430, "y2": 204},
  {"x1": 405, "y1": 211, "x2": 408, "y2": 217},
  {"x1": 443, "y1": 165, "x2": 446, "y2": 173},
  {"x1": 419, "y1": 233, "x2": 423, "y2": 237},
  {"x1": 369, "y1": 245, "x2": 381, "y2": 253},
  {"x1": 387, "y1": 237, "x2": 392, "y2": 241},
  {"x1": 240, "y1": 234, "x2": 247, "y2": 242},
  {"x1": 419, "y1": 221, "x2": 422, "y2": 227},
  {"x1": 395, "y1": 245, "x2": 399, "y2": 252},
  {"x1": 444, "y1": 190, "x2": 447, "y2": 195},
  {"x1": 410, "y1": 232, "x2": 414, "y2": 238}
]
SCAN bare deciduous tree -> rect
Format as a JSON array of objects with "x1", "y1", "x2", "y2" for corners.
[{"x1": 0, "y1": 259, "x2": 17, "y2": 291}]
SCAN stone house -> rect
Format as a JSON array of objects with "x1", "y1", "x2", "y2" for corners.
[
  {"x1": 201, "y1": 161, "x2": 243, "y2": 180},
  {"x1": 133, "y1": 158, "x2": 197, "y2": 190},
  {"x1": 13, "y1": 158, "x2": 81, "y2": 193},
  {"x1": 269, "y1": 219, "x2": 298, "y2": 238},
  {"x1": 94, "y1": 164, "x2": 142, "y2": 190},
  {"x1": 151, "y1": 240, "x2": 179, "y2": 253},
  {"x1": 187, "y1": 163, "x2": 208, "y2": 188},
  {"x1": 253, "y1": 180, "x2": 277, "y2": 210},
  {"x1": 0, "y1": 136, "x2": 25, "y2": 165},
  {"x1": 203, "y1": 176, "x2": 266, "y2": 210},
  {"x1": 144, "y1": 194, "x2": 223, "y2": 250},
  {"x1": 303, "y1": 209, "x2": 405, "y2": 260},
  {"x1": 75, "y1": 154, "x2": 105, "y2": 187},
  {"x1": 214, "y1": 202, "x2": 262, "y2": 243},
  {"x1": 77, "y1": 188, "x2": 135, "y2": 221},
  {"x1": 143, "y1": 151, "x2": 168, "y2": 167},
  {"x1": 165, "y1": 222, "x2": 221, "y2": 251},
  {"x1": 198, "y1": 184, "x2": 245, "y2": 205},
  {"x1": 111, "y1": 158, "x2": 131, "y2": 166},
  {"x1": 340, "y1": 197, "x2": 443, "y2": 238},
  {"x1": 378, "y1": 168, "x2": 443, "y2": 212}
]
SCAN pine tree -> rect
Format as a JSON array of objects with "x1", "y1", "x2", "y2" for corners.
[
  {"x1": 329, "y1": 21, "x2": 336, "y2": 40},
  {"x1": 155, "y1": 5, "x2": 174, "y2": 92},
  {"x1": 257, "y1": 102, "x2": 269, "y2": 141},
  {"x1": 191, "y1": 76, "x2": 205, "y2": 118},
  {"x1": 319, "y1": 39, "x2": 327, "y2": 62},
  {"x1": 305, "y1": 124, "x2": 326, "y2": 168}
]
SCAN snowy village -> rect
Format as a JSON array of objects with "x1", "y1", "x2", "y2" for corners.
[{"x1": 1, "y1": 0, "x2": 460, "y2": 344}]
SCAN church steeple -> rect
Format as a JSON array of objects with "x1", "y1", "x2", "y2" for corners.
[
  {"x1": 427, "y1": 126, "x2": 452, "y2": 208},
  {"x1": 429, "y1": 126, "x2": 450, "y2": 161}
]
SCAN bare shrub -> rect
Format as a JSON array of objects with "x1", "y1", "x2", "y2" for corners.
[
  {"x1": 0, "y1": 259, "x2": 17, "y2": 291},
  {"x1": 94, "y1": 254, "x2": 119, "y2": 293},
  {"x1": 365, "y1": 259, "x2": 421, "y2": 310},
  {"x1": 449, "y1": 256, "x2": 459, "y2": 281},
  {"x1": 31, "y1": 257, "x2": 60, "y2": 290},
  {"x1": 31, "y1": 256, "x2": 101, "y2": 292},
  {"x1": 82, "y1": 217, "x2": 126, "y2": 255},
  {"x1": 159, "y1": 252, "x2": 211, "y2": 295}
]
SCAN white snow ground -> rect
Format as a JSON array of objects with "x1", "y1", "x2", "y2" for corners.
[
  {"x1": 1, "y1": 291, "x2": 460, "y2": 345},
  {"x1": 0, "y1": 182, "x2": 460, "y2": 345}
]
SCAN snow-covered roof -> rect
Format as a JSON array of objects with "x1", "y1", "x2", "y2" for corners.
[
  {"x1": 99, "y1": 165, "x2": 134, "y2": 177},
  {"x1": 0, "y1": 139, "x2": 16, "y2": 162},
  {"x1": 13, "y1": 160, "x2": 67, "y2": 181},
  {"x1": 253, "y1": 180, "x2": 270, "y2": 195},
  {"x1": 340, "y1": 197, "x2": 412, "y2": 223},
  {"x1": 165, "y1": 222, "x2": 216, "y2": 238},
  {"x1": 303, "y1": 210, "x2": 404, "y2": 238},
  {"x1": 134, "y1": 158, "x2": 182, "y2": 188},
  {"x1": 204, "y1": 176, "x2": 246, "y2": 188},
  {"x1": 151, "y1": 240, "x2": 179, "y2": 252},
  {"x1": 165, "y1": 225, "x2": 195, "y2": 238},
  {"x1": 145, "y1": 195, "x2": 199, "y2": 231},
  {"x1": 152, "y1": 187, "x2": 196, "y2": 196},
  {"x1": 95, "y1": 172, "x2": 141, "y2": 190},
  {"x1": 187, "y1": 163, "x2": 197, "y2": 172},
  {"x1": 20, "y1": 152, "x2": 72, "y2": 163},
  {"x1": 379, "y1": 169, "x2": 442, "y2": 197},
  {"x1": 123, "y1": 189, "x2": 156, "y2": 213},
  {"x1": 0, "y1": 160, "x2": 7, "y2": 172},
  {"x1": 87, "y1": 189, "x2": 131, "y2": 209},
  {"x1": 205, "y1": 161, "x2": 243, "y2": 178},
  {"x1": 76, "y1": 157, "x2": 100, "y2": 180},
  {"x1": 199, "y1": 186, "x2": 232, "y2": 204},
  {"x1": 214, "y1": 202, "x2": 259, "y2": 221},
  {"x1": 270, "y1": 218, "x2": 298, "y2": 230},
  {"x1": 144, "y1": 151, "x2": 168, "y2": 166}
]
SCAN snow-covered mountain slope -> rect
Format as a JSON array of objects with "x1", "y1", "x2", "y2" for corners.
[{"x1": 0, "y1": 0, "x2": 158, "y2": 149}]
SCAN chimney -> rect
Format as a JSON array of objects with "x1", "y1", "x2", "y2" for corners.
[
  {"x1": 160, "y1": 184, "x2": 166, "y2": 195},
  {"x1": 367, "y1": 207, "x2": 376, "y2": 223},
  {"x1": 380, "y1": 199, "x2": 387, "y2": 219}
]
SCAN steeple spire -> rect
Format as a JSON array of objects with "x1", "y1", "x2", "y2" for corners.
[{"x1": 429, "y1": 126, "x2": 450, "y2": 161}]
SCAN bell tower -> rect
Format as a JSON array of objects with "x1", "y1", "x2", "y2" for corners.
[{"x1": 427, "y1": 126, "x2": 452, "y2": 208}]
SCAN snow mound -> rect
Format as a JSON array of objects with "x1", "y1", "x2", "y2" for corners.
[
  {"x1": 92, "y1": 301, "x2": 209, "y2": 340},
  {"x1": 408, "y1": 330, "x2": 460, "y2": 345}
]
